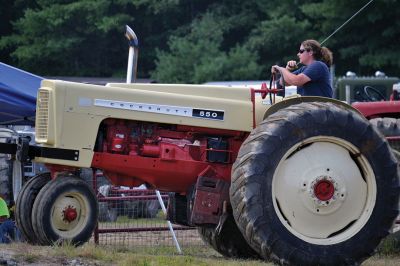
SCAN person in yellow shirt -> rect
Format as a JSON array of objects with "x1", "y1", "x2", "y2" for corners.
[{"x1": 0, "y1": 196, "x2": 17, "y2": 243}]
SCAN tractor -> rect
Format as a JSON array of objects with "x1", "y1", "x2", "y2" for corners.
[
  {"x1": 0, "y1": 27, "x2": 399, "y2": 264},
  {"x1": 0, "y1": 76, "x2": 397, "y2": 265},
  {"x1": 352, "y1": 82, "x2": 400, "y2": 159},
  {"x1": 336, "y1": 73, "x2": 400, "y2": 159},
  {"x1": 334, "y1": 71, "x2": 399, "y2": 144}
]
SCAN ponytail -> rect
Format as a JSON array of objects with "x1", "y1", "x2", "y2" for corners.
[
  {"x1": 321, "y1": 47, "x2": 333, "y2": 67},
  {"x1": 302, "y1": 39, "x2": 333, "y2": 67}
]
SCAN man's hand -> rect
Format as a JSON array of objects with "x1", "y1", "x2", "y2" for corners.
[
  {"x1": 271, "y1": 65, "x2": 281, "y2": 74},
  {"x1": 286, "y1": 60, "x2": 298, "y2": 71}
]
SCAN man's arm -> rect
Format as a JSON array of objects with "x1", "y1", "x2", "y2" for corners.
[{"x1": 273, "y1": 66, "x2": 310, "y2": 86}]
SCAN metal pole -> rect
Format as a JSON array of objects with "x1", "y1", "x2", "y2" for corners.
[
  {"x1": 345, "y1": 85, "x2": 351, "y2": 104},
  {"x1": 156, "y1": 190, "x2": 182, "y2": 254}
]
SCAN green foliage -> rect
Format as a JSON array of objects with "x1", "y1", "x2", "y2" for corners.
[
  {"x1": 0, "y1": 0, "x2": 134, "y2": 76},
  {"x1": 301, "y1": 0, "x2": 400, "y2": 75},
  {"x1": 151, "y1": 5, "x2": 262, "y2": 83},
  {"x1": 0, "y1": 0, "x2": 399, "y2": 80},
  {"x1": 131, "y1": 0, "x2": 181, "y2": 14},
  {"x1": 152, "y1": 12, "x2": 253, "y2": 83}
]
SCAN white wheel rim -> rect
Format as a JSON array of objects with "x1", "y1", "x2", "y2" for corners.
[
  {"x1": 51, "y1": 192, "x2": 90, "y2": 238},
  {"x1": 272, "y1": 136, "x2": 376, "y2": 245}
]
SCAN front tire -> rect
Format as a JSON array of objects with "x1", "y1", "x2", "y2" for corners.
[
  {"x1": 32, "y1": 175, "x2": 98, "y2": 245},
  {"x1": 15, "y1": 172, "x2": 51, "y2": 244},
  {"x1": 230, "y1": 102, "x2": 399, "y2": 265}
]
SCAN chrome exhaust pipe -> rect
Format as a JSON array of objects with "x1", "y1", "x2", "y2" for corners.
[{"x1": 125, "y1": 25, "x2": 139, "y2": 83}]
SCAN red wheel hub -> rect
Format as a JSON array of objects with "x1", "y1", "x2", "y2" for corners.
[
  {"x1": 314, "y1": 180, "x2": 335, "y2": 201},
  {"x1": 63, "y1": 207, "x2": 77, "y2": 222}
]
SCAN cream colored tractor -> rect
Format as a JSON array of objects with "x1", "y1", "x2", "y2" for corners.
[
  {"x1": 0, "y1": 78, "x2": 396, "y2": 265},
  {"x1": 0, "y1": 26, "x2": 398, "y2": 266}
]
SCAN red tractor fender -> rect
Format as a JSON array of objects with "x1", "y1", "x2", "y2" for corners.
[{"x1": 352, "y1": 101, "x2": 400, "y2": 119}]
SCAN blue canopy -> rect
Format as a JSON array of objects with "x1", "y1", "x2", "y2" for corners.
[{"x1": 0, "y1": 62, "x2": 43, "y2": 125}]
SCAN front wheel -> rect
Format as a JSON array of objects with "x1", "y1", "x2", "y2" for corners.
[
  {"x1": 230, "y1": 102, "x2": 399, "y2": 265},
  {"x1": 15, "y1": 172, "x2": 51, "y2": 244},
  {"x1": 32, "y1": 175, "x2": 98, "y2": 245}
]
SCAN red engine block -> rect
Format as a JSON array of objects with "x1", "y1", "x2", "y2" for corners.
[{"x1": 91, "y1": 118, "x2": 246, "y2": 194}]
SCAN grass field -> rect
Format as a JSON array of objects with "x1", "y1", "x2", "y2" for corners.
[{"x1": 1, "y1": 235, "x2": 399, "y2": 266}]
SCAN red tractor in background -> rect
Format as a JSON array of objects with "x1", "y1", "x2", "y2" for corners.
[
  {"x1": 349, "y1": 79, "x2": 400, "y2": 157},
  {"x1": 335, "y1": 72, "x2": 400, "y2": 154},
  {"x1": 346, "y1": 76, "x2": 400, "y2": 240}
]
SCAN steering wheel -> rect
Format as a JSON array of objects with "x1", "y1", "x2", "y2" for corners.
[
  {"x1": 270, "y1": 67, "x2": 286, "y2": 98},
  {"x1": 363, "y1": 86, "x2": 386, "y2": 101}
]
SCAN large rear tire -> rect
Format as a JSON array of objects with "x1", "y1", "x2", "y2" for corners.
[
  {"x1": 197, "y1": 214, "x2": 260, "y2": 259},
  {"x1": 230, "y1": 102, "x2": 399, "y2": 265},
  {"x1": 370, "y1": 117, "x2": 400, "y2": 248},
  {"x1": 15, "y1": 172, "x2": 51, "y2": 244},
  {"x1": 369, "y1": 117, "x2": 400, "y2": 137},
  {"x1": 32, "y1": 175, "x2": 98, "y2": 245},
  {"x1": 370, "y1": 117, "x2": 400, "y2": 160}
]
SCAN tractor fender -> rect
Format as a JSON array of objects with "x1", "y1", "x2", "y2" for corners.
[{"x1": 263, "y1": 96, "x2": 363, "y2": 120}]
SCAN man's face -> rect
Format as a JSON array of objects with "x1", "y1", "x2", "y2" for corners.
[{"x1": 297, "y1": 45, "x2": 313, "y2": 65}]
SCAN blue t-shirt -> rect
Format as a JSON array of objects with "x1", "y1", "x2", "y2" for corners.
[{"x1": 293, "y1": 61, "x2": 333, "y2": 97}]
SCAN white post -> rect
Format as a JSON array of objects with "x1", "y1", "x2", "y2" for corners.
[
  {"x1": 345, "y1": 85, "x2": 351, "y2": 104},
  {"x1": 124, "y1": 25, "x2": 182, "y2": 253},
  {"x1": 156, "y1": 190, "x2": 182, "y2": 254}
]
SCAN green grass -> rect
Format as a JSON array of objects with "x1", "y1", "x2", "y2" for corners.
[
  {"x1": 6, "y1": 242, "x2": 268, "y2": 266},
  {"x1": 99, "y1": 213, "x2": 168, "y2": 226},
  {"x1": 20, "y1": 252, "x2": 41, "y2": 263},
  {"x1": 5, "y1": 236, "x2": 400, "y2": 266},
  {"x1": 116, "y1": 215, "x2": 166, "y2": 224},
  {"x1": 377, "y1": 231, "x2": 400, "y2": 255}
]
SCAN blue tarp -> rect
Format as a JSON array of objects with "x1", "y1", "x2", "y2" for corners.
[{"x1": 0, "y1": 62, "x2": 43, "y2": 125}]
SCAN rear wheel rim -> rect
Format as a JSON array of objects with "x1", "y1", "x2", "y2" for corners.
[{"x1": 272, "y1": 136, "x2": 377, "y2": 245}]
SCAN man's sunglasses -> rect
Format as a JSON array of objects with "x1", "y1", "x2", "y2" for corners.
[{"x1": 299, "y1": 49, "x2": 309, "y2": 54}]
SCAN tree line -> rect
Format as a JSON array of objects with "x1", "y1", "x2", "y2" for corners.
[{"x1": 0, "y1": 0, "x2": 399, "y2": 83}]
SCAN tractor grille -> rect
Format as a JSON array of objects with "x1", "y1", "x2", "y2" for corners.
[{"x1": 36, "y1": 89, "x2": 50, "y2": 141}]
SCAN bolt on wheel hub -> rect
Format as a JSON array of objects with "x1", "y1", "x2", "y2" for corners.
[
  {"x1": 63, "y1": 206, "x2": 78, "y2": 222},
  {"x1": 308, "y1": 175, "x2": 342, "y2": 207},
  {"x1": 314, "y1": 179, "x2": 335, "y2": 201}
]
